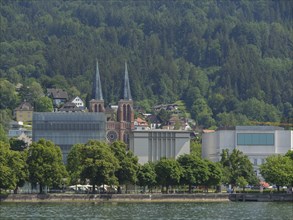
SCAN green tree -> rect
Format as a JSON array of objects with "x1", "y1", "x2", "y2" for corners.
[
  {"x1": 0, "y1": 80, "x2": 19, "y2": 110},
  {"x1": 0, "y1": 124, "x2": 9, "y2": 143},
  {"x1": 35, "y1": 96, "x2": 53, "y2": 112},
  {"x1": 0, "y1": 141, "x2": 28, "y2": 193},
  {"x1": 9, "y1": 138, "x2": 27, "y2": 151},
  {"x1": 0, "y1": 142, "x2": 17, "y2": 192},
  {"x1": 190, "y1": 138, "x2": 202, "y2": 157},
  {"x1": 285, "y1": 150, "x2": 293, "y2": 160},
  {"x1": 157, "y1": 109, "x2": 172, "y2": 127},
  {"x1": 19, "y1": 81, "x2": 44, "y2": 104},
  {"x1": 155, "y1": 158, "x2": 182, "y2": 193},
  {"x1": 260, "y1": 155, "x2": 293, "y2": 191},
  {"x1": 204, "y1": 161, "x2": 223, "y2": 191},
  {"x1": 66, "y1": 144, "x2": 83, "y2": 185},
  {"x1": 78, "y1": 140, "x2": 119, "y2": 193},
  {"x1": 137, "y1": 162, "x2": 157, "y2": 193},
  {"x1": 110, "y1": 141, "x2": 139, "y2": 193},
  {"x1": 236, "y1": 176, "x2": 248, "y2": 191},
  {"x1": 178, "y1": 154, "x2": 209, "y2": 193},
  {"x1": 0, "y1": 109, "x2": 12, "y2": 133},
  {"x1": 27, "y1": 139, "x2": 68, "y2": 193},
  {"x1": 191, "y1": 98, "x2": 215, "y2": 128},
  {"x1": 220, "y1": 149, "x2": 258, "y2": 189},
  {"x1": 9, "y1": 148, "x2": 28, "y2": 193}
]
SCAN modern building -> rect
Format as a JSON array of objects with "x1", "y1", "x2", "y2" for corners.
[
  {"x1": 33, "y1": 112, "x2": 106, "y2": 163},
  {"x1": 202, "y1": 126, "x2": 293, "y2": 176},
  {"x1": 130, "y1": 130, "x2": 191, "y2": 164}
]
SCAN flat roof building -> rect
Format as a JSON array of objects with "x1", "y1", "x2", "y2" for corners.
[
  {"x1": 33, "y1": 112, "x2": 106, "y2": 163},
  {"x1": 202, "y1": 126, "x2": 293, "y2": 176},
  {"x1": 130, "y1": 130, "x2": 190, "y2": 164}
]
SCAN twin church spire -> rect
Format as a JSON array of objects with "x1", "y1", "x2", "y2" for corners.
[{"x1": 93, "y1": 60, "x2": 132, "y2": 101}]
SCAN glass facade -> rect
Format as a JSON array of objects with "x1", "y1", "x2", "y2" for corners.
[
  {"x1": 237, "y1": 133, "x2": 274, "y2": 145},
  {"x1": 33, "y1": 112, "x2": 106, "y2": 163}
]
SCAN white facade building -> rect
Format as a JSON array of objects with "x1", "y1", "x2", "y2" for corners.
[
  {"x1": 129, "y1": 130, "x2": 191, "y2": 164},
  {"x1": 202, "y1": 126, "x2": 293, "y2": 176},
  {"x1": 71, "y1": 96, "x2": 84, "y2": 108}
]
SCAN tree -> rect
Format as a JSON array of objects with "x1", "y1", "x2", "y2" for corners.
[
  {"x1": 285, "y1": 150, "x2": 293, "y2": 160},
  {"x1": 191, "y1": 98, "x2": 215, "y2": 128},
  {"x1": 9, "y1": 138, "x2": 27, "y2": 151},
  {"x1": 190, "y1": 138, "x2": 202, "y2": 157},
  {"x1": 35, "y1": 96, "x2": 53, "y2": 112},
  {"x1": 0, "y1": 109, "x2": 12, "y2": 133},
  {"x1": 155, "y1": 158, "x2": 182, "y2": 193},
  {"x1": 0, "y1": 142, "x2": 17, "y2": 192},
  {"x1": 260, "y1": 155, "x2": 293, "y2": 191},
  {"x1": 27, "y1": 139, "x2": 68, "y2": 193},
  {"x1": 220, "y1": 149, "x2": 258, "y2": 189},
  {"x1": 204, "y1": 161, "x2": 222, "y2": 191},
  {"x1": 178, "y1": 154, "x2": 209, "y2": 193},
  {"x1": 157, "y1": 109, "x2": 172, "y2": 127},
  {"x1": 0, "y1": 80, "x2": 19, "y2": 110},
  {"x1": 0, "y1": 124, "x2": 9, "y2": 143},
  {"x1": 8, "y1": 148, "x2": 28, "y2": 193},
  {"x1": 66, "y1": 144, "x2": 83, "y2": 185},
  {"x1": 0, "y1": 141, "x2": 28, "y2": 193},
  {"x1": 78, "y1": 140, "x2": 119, "y2": 193},
  {"x1": 110, "y1": 141, "x2": 139, "y2": 193},
  {"x1": 137, "y1": 162, "x2": 157, "y2": 193}
]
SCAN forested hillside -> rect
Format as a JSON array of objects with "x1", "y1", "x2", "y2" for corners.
[{"x1": 0, "y1": 0, "x2": 292, "y2": 129}]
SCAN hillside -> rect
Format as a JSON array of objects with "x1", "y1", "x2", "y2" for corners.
[{"x1": 0, "y1": 0, "x2": 292, "y2": 129}]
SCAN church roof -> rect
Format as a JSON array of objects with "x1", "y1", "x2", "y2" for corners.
[
  {"x1": 94, "y1": 60, "x2": 103, "y2": 100},
  {"x1": 123, "y1": 62, "x2": 132, "y2": 100}
]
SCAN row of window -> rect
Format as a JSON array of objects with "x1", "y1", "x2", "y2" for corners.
[
  {"x1": 34, "y1": 123, "x2": 103, "y2": 130},
  {"x1": 237, "y1": 133, "x2": 274, "y2": 146}
]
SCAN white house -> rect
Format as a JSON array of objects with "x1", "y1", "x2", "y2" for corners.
[
  {"x1": 202, "y1": 126, "x2": 293, "y2": 176},
  {"x1": 71, "y1": 96, "x2": 84, "y2": 108}
]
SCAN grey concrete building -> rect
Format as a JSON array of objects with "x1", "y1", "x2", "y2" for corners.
[
  {"x1": 130, "y1": 130, "x2": 191, "y2": 164},
  {"x1": 202, "y1": 126, "x2": 293, "y2": 177}
]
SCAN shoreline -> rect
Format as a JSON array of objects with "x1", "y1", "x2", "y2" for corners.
[{"x1": 0, "y1": 193, "x2": 230, "y2": 203}]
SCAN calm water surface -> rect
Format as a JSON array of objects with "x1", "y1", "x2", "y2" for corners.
[{"x1": 0, "y1": 202, "x2": 292, "y2": 220}]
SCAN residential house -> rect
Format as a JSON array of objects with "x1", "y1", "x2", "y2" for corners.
[
  {"x1": 14, "y1": 101, "x2": 34, "y2": 122},
  {"x1": 71, "y1": 96, "x2": 84, "y2": 108},
  {"x1": 47, "y1": 88, "x2": 68, "y2": 109}
]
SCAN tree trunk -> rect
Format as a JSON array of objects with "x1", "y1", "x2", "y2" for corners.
[
  {"x1": 188, "y1": 184, "x2": 192, "y2": 193},
  {"x1": 92, "y1": 183, "x2": 96, "y2": 193},
  {"x1": 39, "y1": 183, "x2": 43, "y2": 194}
]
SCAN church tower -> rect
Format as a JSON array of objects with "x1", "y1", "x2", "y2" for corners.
[
  {"x1": 117, "y1": 61, "x2": 134, "y2": 143},
  {"x1": 89, "y1": 60, "x2": 105, "y2": 112}
]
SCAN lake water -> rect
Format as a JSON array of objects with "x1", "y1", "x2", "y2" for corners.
[{"x1": 0, "y1": 202, "x2": 292, "y2": 220}]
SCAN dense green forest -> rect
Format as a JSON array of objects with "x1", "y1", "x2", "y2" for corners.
[{"x1": 0, "y1": 0, "x2": 292, "y2": 129}]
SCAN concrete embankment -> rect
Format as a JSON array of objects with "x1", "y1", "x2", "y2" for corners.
[
  {"x1": 0, "y1": 193, "x2": 229, "y2": 203},
  {"x1": 229, "y1": 193, "x2": 293, "y2": 202}
]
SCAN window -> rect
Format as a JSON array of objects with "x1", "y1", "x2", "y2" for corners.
[{"x1": 237, "y1": 133, "x2": 274, "y2": 145}]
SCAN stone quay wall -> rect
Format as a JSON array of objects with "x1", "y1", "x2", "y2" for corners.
[{"x1": 0, "y1": 193, "x2": 229, "y2": 203}]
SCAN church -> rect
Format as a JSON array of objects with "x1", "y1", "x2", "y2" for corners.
[
  {"x1": 32, "y1": 61, "x2": 190, "y2": 164},
  {"x1": 89, "y1": 61, "x2": 134, "y2": 145}
]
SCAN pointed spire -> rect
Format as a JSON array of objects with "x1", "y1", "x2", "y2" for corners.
[
  {"x1": 123, "y1": 61, "x2": 132, "y2": 100},
  {"x1": 94, "y1": 60, "x2": 103, "y2": 100}
]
